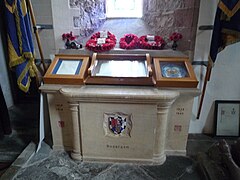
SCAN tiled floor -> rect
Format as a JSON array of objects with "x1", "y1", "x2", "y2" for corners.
[
  {"x1": 0, "y1": 103, "x2": 237, "y2": 179},
  {"x1": 0, "y1": 103, "x2": 39, "y2": 176}
]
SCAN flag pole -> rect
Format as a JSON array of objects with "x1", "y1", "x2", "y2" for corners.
[
  {"x1": 196, "y1": 62, "x2": 212, "y2": 119},
  {"x1": 26, "y1": 0, "x2": 47, "y2": 74}
]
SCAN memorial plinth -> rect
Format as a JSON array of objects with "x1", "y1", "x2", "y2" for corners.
[
  {"x1": 40, "y1": 50, "x2": 199, "y2": 164},
  {"x1": 40, "y1": 84, "x2": 199, "y2": 164}
]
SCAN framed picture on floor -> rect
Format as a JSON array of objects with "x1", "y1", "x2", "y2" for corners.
[{"x1": 214, "y1": 100, "x2": 240, "y2": 137}]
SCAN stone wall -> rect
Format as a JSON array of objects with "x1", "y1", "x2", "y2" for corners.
[
  {"x1": 77, "y1": 0, "x2": 105, "y2": 37},
  {"x1": 143, "y1": 0, "x2": 200, "y2": 54}
]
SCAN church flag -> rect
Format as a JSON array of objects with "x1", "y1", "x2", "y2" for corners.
[
  {"x1": 4, "y1": 0, "x2": 38, "y2": 92},
  {"x1": 209, "y1": 0, "x2": 240, "y2": 66},
  {"x1": 198, "y1": 0, "x2": 240, "y2": 119}
]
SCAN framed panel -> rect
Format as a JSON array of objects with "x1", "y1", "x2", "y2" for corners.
[
  {"x1": 85, "y1": 53, "x2": 154, "y2": 85},
  {"x1": 43, "y1": 54, "x2": 90, "y2": 85},
  {"x1": 153, "y1": 57, "x2": 198, "y2": 88},
  {"x1": 214, "y1": 100, "x2": 240, "y2": 137}
]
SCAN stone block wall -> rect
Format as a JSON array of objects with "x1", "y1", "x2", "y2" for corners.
[
  {"x1": 143, "y1": 0, "x2": 200, "y2": 55},
  {"x1": 77, "y1": 0, "x2": 105, "y2": 37}
]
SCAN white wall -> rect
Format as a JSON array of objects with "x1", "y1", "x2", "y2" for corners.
[
  {"x1": 31, "y1": 0, "x2": 56, "y2": 59},
  {"x1": 190, "y1": 0, "x2": 240, "y2": 134},
  {"x1": 51, "y1": 0, "x2": 80, "y2": 50}
]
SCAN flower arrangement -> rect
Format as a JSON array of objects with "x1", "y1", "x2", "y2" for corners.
[
  {"x1": 119, "y1": 34, "x2": 139, "y2": 49},
  {"x1": 169, "y1": 32, "x2": 183, "y2": 42},
  {"x1": 138, "y1": 35, "x2": 166, "y2": 50},
  {"x1": 169, "y1": 32, "x2": 182, "y2": 50},
  {"x1": 61, "y1": 31, "x2": 82, "y2": 49},
  {"x1": 85, "y1": 31, "x2": 116, "y2": 52},
  {"x1": 62, "y1": 31, "x2": 77, "y2": 41}
]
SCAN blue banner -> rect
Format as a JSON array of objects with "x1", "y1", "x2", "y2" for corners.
[
  {"x1": 209, "y1": 0, "x2": 240, "y2": 65},
  {"x1": 4, "y1": 0, "x2": 38, "y2": 92}
]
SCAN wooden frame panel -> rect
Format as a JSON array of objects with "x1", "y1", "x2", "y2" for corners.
[
  {"x1": 43, "y1": 54, "x2": 90, "y2": 85},
  {"x1": 85, "y1": 53, "x2": 155, "y2": 86},
  {"x1": 153, "y1": 57, "x2": 198, "y2": 88}
]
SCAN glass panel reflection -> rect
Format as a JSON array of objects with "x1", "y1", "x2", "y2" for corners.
[
  {"x1": 160, "y1": 62, "x2": 189, "y2": 78},
  {"x1": 92, "y1": 60, "x2": 148, "y2": 77},
  {"x1": 53, "y1": 59, "x2": 82, "y2": 75}
]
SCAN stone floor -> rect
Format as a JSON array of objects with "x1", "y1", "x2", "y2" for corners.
[
  {"x1": 3, "y1": 141, "x2": 203, "y2": 180},
  {"x1": 0, "y1": 103, "x2": 38, "y2": 177},
  {"x1": 0, "y1": 103, "x2": 237, "y2": 180}
]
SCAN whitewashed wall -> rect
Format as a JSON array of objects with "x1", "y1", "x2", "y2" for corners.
[
  {"x1": 51, "y1": 0, "x2": 80, "y2": 50},
  {"x1": 31, "y1": 0, "x2": 55, "y2": 59},
  {"x1": 190, "y1": 0, "x2": 240, "y2": 134}
]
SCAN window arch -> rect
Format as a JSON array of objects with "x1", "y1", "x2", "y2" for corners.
[{"x1": 106, "y1": 0, "x2": 143, "y2": 18}]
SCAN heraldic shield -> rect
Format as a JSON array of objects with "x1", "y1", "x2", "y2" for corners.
[{"x1": 103, "y1": 112, "x2": 132, "y2": 137}]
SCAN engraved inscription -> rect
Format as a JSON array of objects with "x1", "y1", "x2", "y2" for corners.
[
  {"x1": 106, "y1": 144, "x2": 129, "y2": 149},
  {"x1": 56, "y1": 104, "x2": 63, "y2": 111},
  {"x1": 176, "y1": 107, "x2": 184, "y2": 115}
]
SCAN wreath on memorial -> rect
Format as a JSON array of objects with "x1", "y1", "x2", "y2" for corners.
[
  {"x1": 138, "y1": 35, "x2": 166, "y2": 50},
  {"x1": 119, "y1": 34, "x2": 139, "y2": 49},
  {"x1": 85, "y1": 31, "x2": 116, "y2": 52}
]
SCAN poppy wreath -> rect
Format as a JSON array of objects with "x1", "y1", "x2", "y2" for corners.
[
  {"x1": 119, "y1": 34, "x2": 139, "y2": 49},
  {"x1": 138, "y1": 35, "x2": 166, "y2": 50},
  {"x1": 85, "y1": 31, "x2": 116, "y2": 52}
]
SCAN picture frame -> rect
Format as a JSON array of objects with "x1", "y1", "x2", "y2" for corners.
[
  {"x1": 85, "y1": 53, "x2": 154, "y2": 85},
  {"x1": 153, "y1": 57, "x2": 198, "y2": 88},
  {"x1": 214, "y1": 100, "x2": 240, "y2": 137},
  {"x1": 43, "y1": 54, "x2": 90, "y2": 85}
]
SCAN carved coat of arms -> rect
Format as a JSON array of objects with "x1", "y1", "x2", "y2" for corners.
[{"x1": 103, "y1": 112, "x2": 132, "y2": 137}]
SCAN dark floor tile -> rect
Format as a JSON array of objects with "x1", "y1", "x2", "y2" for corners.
[
  {"x1": 0, "y1": 136, "x2": 30, "y2": 162},
  {"x1": 92, "y1": 164, "x2": 154, "y2": 180},
  {"x1": 8, "y1": 103, "x2": 39, "y2": 129},
  {"x1": 187, "y1": 140, "x2": 217, "y2": 157},
  {"x1": 1, "y1": 165, "x2": 21, "y2": 180},
  {"x1": 14, "y1": 150, "x2": 112, "y2": 180},
  {"x1": 0, "y1": 103, "x2": 38, "y2": 163},
  {"x1": 75, "y1": 161, "x2": 112, "y2": 178},
  {"x1": 140, "y1": 156, "x2": 201, "y2": 180}
]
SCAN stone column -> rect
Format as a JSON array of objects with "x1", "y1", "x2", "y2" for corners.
[
  {"x1": 69, "y1": 102, "x2": 82, "y2": 160},
  {"x1": 153, "y1": 101, "x2": 174, "y2": 164}
]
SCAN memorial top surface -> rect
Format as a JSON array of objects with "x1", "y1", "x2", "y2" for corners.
[{"x1": 58, "y1": 48, "x2": 188, "y2": 58}]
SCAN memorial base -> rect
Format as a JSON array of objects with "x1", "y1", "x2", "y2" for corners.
[{"x1": 40, "y1": 84, "x2": 199, "y2": 164}]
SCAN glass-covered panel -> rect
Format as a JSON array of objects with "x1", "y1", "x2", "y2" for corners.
[
  {"x1": 52, "y1": 59, "x2": 82, "y2": 75},
  {"x1": 160, "y1": 62, "x2": 189, "y2": 78},
  {"x1": 92, "y1": 59, "x2": 148, "y2": 77}
]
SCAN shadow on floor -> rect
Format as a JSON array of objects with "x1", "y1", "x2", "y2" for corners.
[{"x1": 0, "y1": 103, "x2": 39, "y2": 175}]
